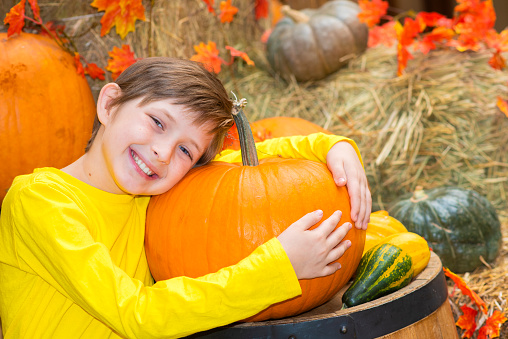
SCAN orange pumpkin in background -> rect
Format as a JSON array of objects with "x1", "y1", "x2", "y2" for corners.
[
  {"x1": 222, "y1": 116, "x2": 331, "y2": 150},
  {"x1": 0, "y1": 33, "x2": 96, "y2": 203},
  {"x1": 146, "y1": 105, "x2": 364, "y2": 321}
]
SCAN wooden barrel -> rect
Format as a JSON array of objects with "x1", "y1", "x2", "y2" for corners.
[{"x1": 187, "y1": 252, "x2": 458, "y2": 339}]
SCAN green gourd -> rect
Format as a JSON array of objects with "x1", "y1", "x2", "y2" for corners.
[
  {"x1": 388, "y1": 186, "x2": 502, "y2": 273},
  {"x1": 342, "y1": 243, "x2": 413, "y2": 308}
]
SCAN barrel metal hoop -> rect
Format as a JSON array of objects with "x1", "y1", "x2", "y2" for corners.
[{"x1": 187, "y1": 269, "x2": 449, "y2": 339}]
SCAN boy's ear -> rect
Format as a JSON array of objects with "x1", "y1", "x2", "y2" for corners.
[{"x1": 97, "y1": 83, "x2": 121, "y2": 125}]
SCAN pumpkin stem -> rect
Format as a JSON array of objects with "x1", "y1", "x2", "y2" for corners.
[
  {"x1": 410, "y1": 186, "x2": 428, "y2": 203},
  {"x1": 281, "y1": 5, "x2": 310, "y2": 23},
  {"x1": 232, "y1": 98, "x2": 259, "y2": 167}
]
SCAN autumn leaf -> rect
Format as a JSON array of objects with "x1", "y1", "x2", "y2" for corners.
[
  {"x1": 39, "y1": 21, "x2": 67, "y2": 42},
  {"x1": 477, "y1": 311, "x2": 507, "y2": 339},
  {"x1": 456, "y1": 305, "x2": 478, "y2": 338},
  {"x1": 74, "y1": 52, "x2": 85, "y2": 78},
  {"x1": 255, "y1": 0, "x2": 269, "y2": 20},
  {"x1": 91, "y1": 0, "x2": 146, "y2": 39},
  {"x1": 497, "y1": 97, "x2": 508, "y2": 118},
  {"x1": 203, "y1": 0, "x2": 215, "y2": 13},
  {"x1": 27, "y1": 0, "x2": 40, "y2": 21},
  {"x1": 106, "y1": 44, "x2": 139, "y2": 80},
  {"x1": 443, "y1": 267, "x2": 488, "y2": 314},
  {"x1": 488, "y1": 51, "x2": 506, "y2": 70},
  {"x1": 485, "y1": 29, "x2": 508, "y2": 52},
  {"x1": 261, "y1": 28, "x2": 272, "y2": 44},
  {"x1": 85, "y1": 63, "x2": 106, "y2": 80},
  {"x1": 226, "y1": 46, "x2": 255, "y2": 66},
  {"x1": 418, "y1": 26, "x2": 455, "y2": 54},
  {"x1": 190, "y1": 41, "x2": 223, "y2": 73},
  {"x1": 358, "y1": 0, "x2": 389, "y2": 28},
  {"x1": 416, "y1": 11, "x2": 452, "y2": 29},
  {"x1": 368, "y1": 21, "x2": 397, "y2": 48},
  {"x1": 4, "y1": 0, "x2": 26, "y2": 37},
  {"x1": 219, "y1": 0, "x2": 238, "y2": 23}
]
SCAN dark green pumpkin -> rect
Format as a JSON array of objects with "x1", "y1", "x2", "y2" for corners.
[
  {"x1": 342, "y1": 243, "x2": 413, "y2": 308},
  {"x1": 266, "y1": 0, "x2": 368, "y2": 82},
  {"x1": 388, "y1": 186, "x2": 502, "y2": 273}
]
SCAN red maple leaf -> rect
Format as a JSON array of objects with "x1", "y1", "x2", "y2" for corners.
[
  {"x1": 368, "y1": 21, "x2": 397, "y2": 48},
  {"x1": 418, "y1": 26, "x2": 455, "y2": 54},
  {"x1": 190, "y1": 41, "x2": 223, "y2": 73},
  {"x1": 91, "y1": 0, "x2": 146, "y2": 39},
  {"x1": 497, "y1": 97, "x2": 508, "y2": 118},
  {"x1": 219, "y1": 0, "x2": 238, "y2": 23},
  {"x1": 485, "y1": 29, "x2": 508, "y2": 52},
  {"x1": 358, "y1": 0, "x2": 389, "y2": 28},
  {"x1": 203, "y1": 0, "x2": 215, "y2": 14},
  {"x1": 27, "y1": 0, "x2": 40, "y2": 21},
  {"x1": 4, "y1": 0, "x2": 26, "y2": 37},
  {"x1": 456, "y1": 305, "x2": 478, "y2": 338},
  {"x1": 488, "y1": 51, "x2": 506, "y2": 70},
  {"x1": 443, "y1": 268, "x2": 488, "y2": 314},
  {"x1": 74, "y1": 52, "x2": 85, "y2": 78},
  {"x1": 453, "y1": 0, "x2": 496, "y2": 52},
  {"x1": 477, "y1": 311, "x2": 507, "y2": 339},
  {"x1": 106, "y1": 44, "x2": 139, "y2": 80},
  {"x1": 416, "y1": 12, "x2": 451, "y2": 29},
  {"x1": 226, "y1": 46, "x2": 255, "y2": 66},
  {"x1": 85, "y1": 63, "x2": 106, "y2": 80},
  {"x1": 255, "y1": 0, "x2": 269, "y2": 20}
]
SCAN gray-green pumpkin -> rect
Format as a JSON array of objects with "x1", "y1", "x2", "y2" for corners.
[
  {"x1": 388, "y1": 186, "x2": 502, "y2": 273},
  {"x1": 266, "y1": 0, "x2": 369, "y2": 82}
]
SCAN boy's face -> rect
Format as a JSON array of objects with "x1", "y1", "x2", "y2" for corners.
[{"x1": 98, "y1": 96, "x2": 214, "y2": 196}]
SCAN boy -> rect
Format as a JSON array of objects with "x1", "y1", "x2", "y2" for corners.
[{"x1": 0, "y1": 57, "x2": 371, "y2": 338}]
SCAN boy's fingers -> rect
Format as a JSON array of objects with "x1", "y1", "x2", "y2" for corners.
[
  {"x1": 347, "y1": 177, "x2": 360, "y2": 224},
  {"x1": 316, "y1": 210, "x2": 342, "y2": 237},
  {"x1": 329, "y1": 161, "x2": 347, "y2": 187},
  {"x1": 326, "y1": 221, "x2": 352, "y2": 249},
  {"x1": 327, "y1": 239, "x2": 352, "y2": 264},
  {"x1": 321, "y1": 262, "x2": 342, "y2": 277},
  {"x1": 294, "y1": 210, "x2": 323, "y2": 231}
]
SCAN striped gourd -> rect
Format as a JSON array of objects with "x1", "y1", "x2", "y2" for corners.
[
  {"x1": 342, "y1": 243, "x2": 413, "y2": 308},
  {"x1": 376, "y1": 232, "x2": 431, "y2": 277}
]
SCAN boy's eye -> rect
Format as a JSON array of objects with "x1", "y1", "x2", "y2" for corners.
[
  {"x1": 151, "y1": 116, "x2": 163, "y2": 129},
  {"x1": 179, "y1": 145, "x2": 192, "y2": 160}
]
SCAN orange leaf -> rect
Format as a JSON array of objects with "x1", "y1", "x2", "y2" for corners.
[
  {"x1": 190, "y1": 41, "x2": 223, "y2": 73},
  {"x1": 478, "y1": 311, "x2": 507, "y2": 339},
  {"x1": 497, "y1": 96, "x2": 508, "y2": 118},
  {"x1": 255, "y1": 0, "x2": 269, "y2": 20},
  {"x1": 456, "y1": 305, "x2": 477, "y2": 338},
  {"x1": 416, "y1": 12, "x2": 452, "y2": 29},
  {"x1": 358, "y1": 0, "x2": 389, "y2": 28},
  {"x1": 28, "y1": 0, "x2": 40, "y2": 21},
  {"x1": 485, "y1": 29, "x2": 508, "y2": 52},
  {"x1": 85, "y1": 63, "x2": 106, "y2": 80},
  {"x1": 396, "y1": 44, "x2": 413, "y2": 76},
  {"x1": 368, "y1": 21, "x2": 396, "y2": 48},
  {"x1": 418, "y1": 26, "x2": 455, "y2": 54},
  {"x1": 203, "y1": 0, "x2": 215, "y2": 14},
  {"x1": 74, "y1": 52, "x2": 85, "y2": 78},
  {"x1": 443, "y1": 267, "x2": 488, "y2": 314},
  {"x1": 106, "y1": 44, "x2": 139, "y2": 80},
  {"x1": 261, "y1": 28, "x2": 272, "y2": 44},
  {"x1": 225, "y1": 46, "x2": 255, "y2": 66},
  {"x1": 397, "y1": 17, "x2": 421, "y2": 46},
  {"x1": 219, "y1": 0, "x2": 238, "y2": 23},
  {"x1": 91, "y1": 0, "x2": 146, "y2": 39},
  {"x1": 4, "y1": 0, "x2": 26, "y2": 37},
  {"x1": 488, "y1": 51, "x2": 506, "y2": 70}
]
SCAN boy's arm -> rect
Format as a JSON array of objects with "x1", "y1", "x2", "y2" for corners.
[
  {"x1": 9, "y1": 183, "x2": 301, "y2": 339},
  {"x1": 215, "y1": 132, "x2": 363, "y2": 166}
]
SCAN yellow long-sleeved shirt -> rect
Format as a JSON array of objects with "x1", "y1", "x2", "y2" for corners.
[{"x1": 0, "y1": 133, "x2": 362, "y2": 339}]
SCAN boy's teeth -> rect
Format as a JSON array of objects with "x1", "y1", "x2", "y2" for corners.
[{"x1": 131, "y1": 151, "x2": 154, "y2": 176}]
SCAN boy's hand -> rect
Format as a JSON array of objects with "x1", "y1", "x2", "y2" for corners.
[
  {"x1": 277, "y1": 210, "x2": 352, "y2": 280},
  {"x1": 326, "y1": 142, "x2": 371, "y2": 230}
]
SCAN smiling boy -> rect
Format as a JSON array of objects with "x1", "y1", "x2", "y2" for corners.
[{"x1": 0, "y1": 57, "x2": 370, "y2": 338}]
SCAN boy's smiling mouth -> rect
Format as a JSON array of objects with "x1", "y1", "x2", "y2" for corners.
[{"x1": 130, "y1": 149, "x2": 155, "y2": 177}]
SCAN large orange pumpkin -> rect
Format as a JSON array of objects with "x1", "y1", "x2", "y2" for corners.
[
  {"x1": 222, "y1": 116, "x2": 331, "y2": 150},
  {"x1": 0, "y1": 33, "x2": 96, "y2": 202},
  {"x1": 146, "y1": 104, "x2": 364, "y2": 321}
]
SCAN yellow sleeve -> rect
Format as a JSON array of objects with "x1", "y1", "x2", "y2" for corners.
[
  {"x1": 8, "y1": 183, "x2": 301, "y2": 338},
  {"x1": 214, "y1": 132, "x2": 364, "y2": 167}
]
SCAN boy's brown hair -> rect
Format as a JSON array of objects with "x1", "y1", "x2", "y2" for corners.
[{"x1": 85, "y1": 57, "x2": 234, "y2": 165}]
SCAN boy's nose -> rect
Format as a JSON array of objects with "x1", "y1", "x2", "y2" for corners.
[{"x1": 152, "y1": 144, "x2": 172, "y2": 165}]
